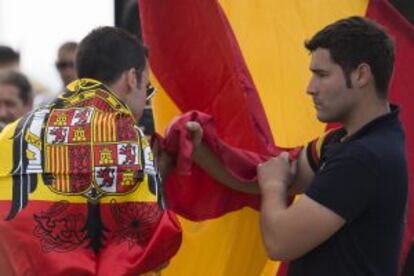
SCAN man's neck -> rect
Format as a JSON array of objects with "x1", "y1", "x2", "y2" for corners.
[{"x1": 342, "y1": 99, "x2": 390, "y2": 138}]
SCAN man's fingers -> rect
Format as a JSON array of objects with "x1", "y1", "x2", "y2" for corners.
[
  {"x1": 186, "y1": 121, "x2": 203, "y2": 137},
  {"x1": 279, "y1": 151, "x2": 290, "y2": 160},
  {"x1": 186, "y1": 121, "x2": 200, "y2": 131},
  {"x1": 186, "y1": 121, "x2": 203, "y2": 147}
]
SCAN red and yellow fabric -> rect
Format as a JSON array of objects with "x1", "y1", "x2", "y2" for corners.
[
  {"x1": 0, "y1": 79, "x2": 181, "y2": 275},
  {"x1": 140, "y1": 0, "x2": 414, "y2": 275},
  {"x1": 156, "y1": 110, "x2": 301, "y2": 220}
]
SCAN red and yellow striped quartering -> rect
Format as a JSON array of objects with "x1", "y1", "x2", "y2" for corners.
[
  {"x1": 45, "y1": 145, "x2": 70, "y2": 192},
  {"x1": 92, "y1": 111, "x2": 117, "y2": 142}
]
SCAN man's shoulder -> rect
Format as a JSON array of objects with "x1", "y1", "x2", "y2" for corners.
[
  {"x1": 335, "y1": 137, "x2": 407, "y2": 186},
  {"x1": 354, "y1": 124, "x2": 406, "y2": 166},
  {"x1": 325, "y1": 141, "x2": 378, "y2": 168},
  {"x1": 327, "y1": 123, "x2": 404, "y2": 168}
]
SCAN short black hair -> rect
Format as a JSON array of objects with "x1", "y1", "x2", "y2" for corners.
[
  {"x1": 76, "y1": 26, "x2": 147, "y2": 85},
  {"x1": 58, "y1": 41, "x2": 78, "y2": 53},
  {"x1": 0, "y1": 46, "x2": 20, "y2": 65},
  {"x1": 305, "y1": 16, "x2": 394, "y2": 98},
  {"x1": 0, "y1": 71, "x2": 33, "y2": 104}
]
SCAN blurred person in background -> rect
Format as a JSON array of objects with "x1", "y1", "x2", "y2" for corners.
[
  {"x1": 0, "y1": 71, "x2": 33, "y2": 131},
  {"x1": 0, "y1": 45, "x2": 20, "y2": 72},
  {"x1": 55, "y1": 41, "x2": 78, "y2": 87},
  {"x1": 0, "y1": 44, "x2": 50, "y2": 108}
]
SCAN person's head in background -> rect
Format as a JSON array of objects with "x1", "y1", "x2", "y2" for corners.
[
  {"x1": 0, "y1": 46, "x2": 20, "y2": 72},
  {"x1": 0, "y1": 71, "x2": 33, "y2": 130},
  {"x1": 56, "y1": 41, "x2": 78, "y2": 86},
  {"x1": 0, "y1": 45, "x2": 50, "y2": 109}
]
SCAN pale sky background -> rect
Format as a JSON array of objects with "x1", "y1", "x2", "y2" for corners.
[{"x1": 0, "y1": 0, "x2": 114, "y2": 94}]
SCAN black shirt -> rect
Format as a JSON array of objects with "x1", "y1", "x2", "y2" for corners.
[{"x1": 288, "y1": 105, "x2": 408, "y2": 276}]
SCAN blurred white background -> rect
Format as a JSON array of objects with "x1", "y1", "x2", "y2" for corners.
[{"x1": 0, "y1": 0, "x2": 114, "y2": 94}]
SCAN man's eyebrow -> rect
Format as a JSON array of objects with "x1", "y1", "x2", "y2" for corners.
[{"x1": 310, "y1": 68, "x2": 328, "y2": 74}]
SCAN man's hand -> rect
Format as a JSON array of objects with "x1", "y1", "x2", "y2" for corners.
[
  {"x1": 185, "y1": 120, "x2": 260, "y2": 194},
  {"x1": 257, "y1": 152, "x2": 293, "y2": 194},
  {"x1": 152, "y1": 138, "x2": 174, "y2": 181},
  {"x1": 186, "y1": 121, "x2": 203, "y2": 151}
]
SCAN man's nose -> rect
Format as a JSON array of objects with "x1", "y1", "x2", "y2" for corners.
[{"x1": 306, "y1": 77, "x2": 318, "y2": 95}]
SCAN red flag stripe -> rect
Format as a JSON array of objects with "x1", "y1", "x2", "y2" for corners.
[{"x1": 140, "y1": 0, "x2": 276, "y2": 155}]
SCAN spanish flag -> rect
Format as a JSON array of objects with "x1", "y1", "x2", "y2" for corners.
[
  {"x1": 0, "y1": 79, "x2": 181, "y2": 275},
  {"x1": 140, "y1": 0, "x2": 414, "y2": 275}
]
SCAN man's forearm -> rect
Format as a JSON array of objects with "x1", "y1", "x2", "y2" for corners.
[
  {"x1": 191, "y1": 144, "x2": 313, "y2": 195},
  {"x1": 260, "y1": 185, "x2": 291, "y2": 260},
  {"x1": 192, "y1": 143, "x2": 261, "y2": 194}
]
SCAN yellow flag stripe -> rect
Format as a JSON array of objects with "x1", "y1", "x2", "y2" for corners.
[
  {"x1": 45, "y1": 146, "x2": 50, "y2": 171},
  {"x1": 109, "y1": 113, "x2": 117, "y2": 141}
]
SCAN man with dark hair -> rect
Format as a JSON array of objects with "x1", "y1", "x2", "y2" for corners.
[
  {"x1": 256, "y1": 16, "x2": 407, "y2": 276},
  {"x1": 55, "y1": 41, "x2": 78, "y2": 87},
  {"x1": 75, "y1": 27, "x2": 148, "y2": 120},
  {"x1": 304, "y1": 16, "x2": 394, "y2": 99},
  {"x1": 186, "y1": 16, "x2": 407, "y2": 276},
  {"x1": 0, "y1": 45, "x2": 20, "y2": 72},
  {"x1": 0, "y1": 71, "x2": 33, "y2": 131},
  {"x1": 0, "y1": 26, "x2": 180, "y2": 275}
]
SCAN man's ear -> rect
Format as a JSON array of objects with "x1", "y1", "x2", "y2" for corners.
[
  {"x1": 352, "y1": 63, "x2": 372, "y2": 89},
  {"x1": 125, "y1": 67, "x2": 138, "y2": 94}
]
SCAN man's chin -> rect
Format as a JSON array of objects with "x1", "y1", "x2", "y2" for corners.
[{"x1": 316, "y1": 113, "x2": 337, "y2": 124}]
